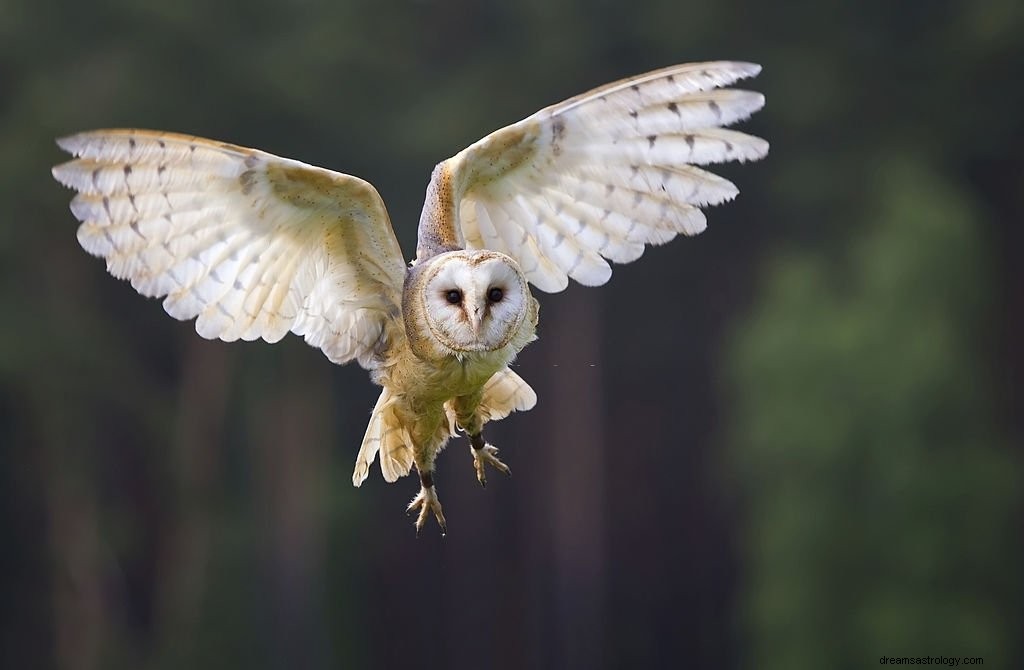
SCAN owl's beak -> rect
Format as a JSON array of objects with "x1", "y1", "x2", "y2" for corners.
[{"x1": 468, "y1": 304, "x2": 483, "y2": 336}]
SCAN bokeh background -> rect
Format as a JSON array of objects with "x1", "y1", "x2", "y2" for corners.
[{"x1": 2, "y1": 1, "x2": 1022, "y2": 668}]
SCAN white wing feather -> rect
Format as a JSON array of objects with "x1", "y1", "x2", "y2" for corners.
[
  {"x1": 53, "y1": 130, "x2": 407, "y2": 367},
  {"x1": 447, "y1": 61, "x2": 768, "y2": 292}
]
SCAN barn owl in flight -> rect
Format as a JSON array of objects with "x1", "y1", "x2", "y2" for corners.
[{"x1": 52, "y1": 61, "x2": 767, "y2": 534}]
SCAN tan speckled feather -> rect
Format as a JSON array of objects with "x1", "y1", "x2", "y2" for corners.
[
  {"x1": 52, "y1": 130, "x2": 406, "y2": 367},
  {"x1": 431, "y1": 61, "x2": 767, "y2": 292}
]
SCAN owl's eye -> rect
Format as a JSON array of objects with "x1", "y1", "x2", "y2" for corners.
[
  {"x1": 487, "y1": 287, "x2": 504, "y2": 303},
  {"x1": 445, "y1": 289, "x2": 462, "y2": 305}
]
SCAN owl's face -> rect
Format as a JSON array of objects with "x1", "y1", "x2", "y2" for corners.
[{"x1": 420, "y1": 250, "x2": 529, "y2": 354}]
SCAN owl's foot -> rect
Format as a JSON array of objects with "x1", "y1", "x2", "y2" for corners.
[
  {"x1": 407, "y1": 474, "x2": 446, "y2": 536},
  {"x1": 470, "y1": 434, "x2": 510, "y2": 487}
]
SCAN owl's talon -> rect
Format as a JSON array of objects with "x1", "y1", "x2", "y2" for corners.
[
  {"x1": 471, "y1": 443, "x2": 510, "y2": 487},
  {"x1": 407, "y1": 485, "x2": 446, "y2": 535}
]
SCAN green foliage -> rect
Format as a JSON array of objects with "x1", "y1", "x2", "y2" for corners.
[{"x1": 728, "y1": 158, "x2": 1021, "y2": 668}]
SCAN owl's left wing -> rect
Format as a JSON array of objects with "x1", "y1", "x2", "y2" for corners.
[
  {"x1": 52, "y1": 130, "x2": 407, "y2": 368},
  {"x1": 439, "y1": 61, "x2": 768, "y2": 292}
]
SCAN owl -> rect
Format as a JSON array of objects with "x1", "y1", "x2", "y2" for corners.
[{"x1": 52, "y1": 61, "x2": 767, "y2": 534}]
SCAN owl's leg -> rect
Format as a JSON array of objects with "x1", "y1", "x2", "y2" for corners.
[
  {"x1": 469, "y1": 432, "x2": 510, "y2": 488},
  {"x1": 407, "y1": 469, "x2": 446, "y2": 536},
  {"x1": 450, "y1": 394, "x2": 512, "y2": 487}
]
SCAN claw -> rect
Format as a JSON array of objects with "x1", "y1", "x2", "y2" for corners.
[
  {"x1": 471, "y1": 443, "x2": 510, "y2": 487},
  {"x1": 407, "y1": 485, "x2": 446, "y2": 536}
]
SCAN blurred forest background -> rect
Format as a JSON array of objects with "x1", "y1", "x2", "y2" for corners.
[{"x1": 2, "y1": 0, "x2": 1022, "y2": 668}]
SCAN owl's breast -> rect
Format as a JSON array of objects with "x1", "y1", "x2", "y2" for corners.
[
  {"x1": 379, "y1": 304, "x2": 534, "y2": 403},
  {"x1": 388, "y1": 343, "x2": 512, "y2": 404}
]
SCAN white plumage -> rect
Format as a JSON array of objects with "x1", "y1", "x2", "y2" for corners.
[
  {"x1": 452, "y1": 61, "x2": 766, "y2": 291},
  {"x1": 52, "y1": 61, "x2": 767, "y2": 533},
  {"x1": 55, "y1": 133, "x2": 406, "y2": 366}
]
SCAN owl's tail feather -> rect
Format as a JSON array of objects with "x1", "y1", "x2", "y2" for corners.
[
  {"x1": 352, "y1": 388, "x2": 415, "y2": 487},
  {"x1": 477, "y1": 368, "x2": 537, "y2": 423}
]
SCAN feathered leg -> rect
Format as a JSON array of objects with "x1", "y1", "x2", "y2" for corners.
[
  {"x1": 468, "y1": 431, "x2": 510, "y2": 488},
  {"x1": 451, "y1": 389, "x2": 514, "y2": 488},
  {"x1": 407, "y1": 468, "x2": 446, "y2": 536},
  {"x1": 453, "y1": 369, "x2": 532, "y2": 486}
]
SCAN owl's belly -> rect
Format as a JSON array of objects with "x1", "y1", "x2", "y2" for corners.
[{"x1": 377, "y1": 345, "x2": 511, "y2": 453}]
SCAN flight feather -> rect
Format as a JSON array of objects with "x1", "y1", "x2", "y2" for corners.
[
  {"x1": 438, "y1": 61, "x2": 768, "y2": 292},
  {"x1": 52, "y1": 130, "x2": 407, "y2": 367}
]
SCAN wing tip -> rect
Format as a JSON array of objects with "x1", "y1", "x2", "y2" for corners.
[
  {"x1": 720, "y1": 61, "x2": 762, "y2": 79},
  {"x1": 750, "y1": 91, "x2": 767, "y2": 113},
  {"x1": 744, "y1": 136, "x2": 770, "y2": 162},
  {"x1": 519, "y1": 387, "x2": 538, "y2": 411},
  {"x1": 51, "y1": 162, "x2": 75, "y2": 188},
  {"x1": 674, "y1": 60, "x2": 762, "y2": 81},
  {"x1": 739, "y1": 61, "x2": 762, "y2": 77},
  {"x1": 55, "y1": 133, "x2": 82, "y2": 156},
  {"x1": 570, "y1": 261, "x2": 614, "y2": 288},
  {"x1": 527, "y1": 270, "x2": 571, "y2": 294},
  {"x1": 54, "y1": 130, "x2": 122, "y2": 156}
]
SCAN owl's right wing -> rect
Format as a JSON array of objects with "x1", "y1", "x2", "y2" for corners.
[
  {"x1": 52, "y1": 130, "x2": 407, "y2": 368},
  {"x1": 435, "y1": 61, "x2": 767, "y2": 292}
]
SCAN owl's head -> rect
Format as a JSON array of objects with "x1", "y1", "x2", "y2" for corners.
[{"x1": 419, "y1": 250, "x2": 529, "y2": 354}]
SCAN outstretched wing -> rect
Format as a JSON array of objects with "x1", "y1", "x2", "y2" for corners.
[
  {"x1": 438, "y1": 61, "x2": 768, "y2": 292},
  {"x1": 53, "y1": 130, "x2": 407, "y2": 368}
]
